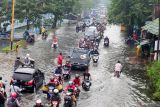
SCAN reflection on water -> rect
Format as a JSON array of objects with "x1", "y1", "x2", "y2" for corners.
[{"x1": 0, "y1": 40, "x2": 10, "y2": 48}]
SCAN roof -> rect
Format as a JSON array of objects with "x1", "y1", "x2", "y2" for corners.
[
  {"x1": 14, "y1": 67, "x2": 36, "y2": 74},
  {"x1": 142, "y1": 18, "x2": 159, "y2": 35}
]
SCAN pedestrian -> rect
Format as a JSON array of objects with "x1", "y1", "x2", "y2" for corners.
[
  {"x1": 52, "y1": 35, "x2": 58, "y2": 49},
  {"x1": 0, "y1": 88, "x2": 6, "y2": 107},
  {"x1": 15, "y1": 44, "x2": 19, "y2": 55},
  {"x1": 56, "y1": 53, "x2": 63, "y2": 66}
]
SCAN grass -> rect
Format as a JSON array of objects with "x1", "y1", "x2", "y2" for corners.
[
  {"x1": 147, "y1": 61, "x2": 160, "y2": 100},
  {"x1": 1, "y1": 40, "x2": 26, "y2": 53}
]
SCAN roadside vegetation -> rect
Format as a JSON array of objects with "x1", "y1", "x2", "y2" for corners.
[
  {"x1": 147, "y1": 61, "x2": 160, "y2": 100},
  {"x1": 107, "y1": 0, "x2": 158, "y2": 30}
]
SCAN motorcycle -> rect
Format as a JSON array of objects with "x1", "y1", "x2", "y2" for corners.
[
  {"x1": 104, "y1": 38, "x2": 109, "y2": 47},
  {"x1": 26, "y1": 35, "x2": 35, "y2": 43},
  {"x1": 42, "y1": 32, "x2": 48, "y2": 40},
  {"x1": 52, "y1": 43, "x2": 58, "y2": 50},
  {"x1": 75, "y1": 86, "x2": 80, "y2": 98},
  {"x1": 47, "y1": 85, "x2": 55, "y2": 99},
  {"x1": 63, "y1": 66, "x2": 71, "y2": 80},
  {"x1": 63, "y1": 92, "x2": 74, "y2": 107},
  {"x1": 92, "y1": 54, "x2": 99, "y2": 65},
  {"x1": 114, "y1": 71, "x2": 120, "y2": 78},
  {"x1": 82, "y1": 80, "x2": 91, "y2": 91},
  {"x1": 76, "y1": 26, "x2": 80, "y2": 33}
]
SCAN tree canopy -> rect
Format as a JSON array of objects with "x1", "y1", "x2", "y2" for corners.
[{"x1": 107, "y1": 0, "x2": 158, "y2": 27}]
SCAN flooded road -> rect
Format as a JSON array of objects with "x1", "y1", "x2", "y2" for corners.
[{"x1": 10, "y1": 24, "x2": 159, "y2": 107}]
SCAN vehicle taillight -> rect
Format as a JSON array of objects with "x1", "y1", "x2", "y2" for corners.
[{"x1": 25, "y1": 80, "x2": 34, "y2": 86}]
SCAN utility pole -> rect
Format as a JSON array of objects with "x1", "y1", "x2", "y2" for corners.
[{"x1": 11, "y1": 0, "x2": 15, "y2": 50}]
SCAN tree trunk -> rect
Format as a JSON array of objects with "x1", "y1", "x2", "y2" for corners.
[{"x1": 52, "y1": 16, "x2": 58, "y2": 28}]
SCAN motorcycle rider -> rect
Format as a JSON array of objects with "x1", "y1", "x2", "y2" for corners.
[
  {"x1": 65, "y1": 81, "x2": 76, "y2": 93},
  {"x1": 73, "y1": 74, "x2": 81, "y2": 87},
  {"x1": 52, "y1": 35, "x2": 58, "y2": 49},
  {"x1": 54, "y1": 65, "x2": 63, "y2": 84},
  {"x1": 90, "y1": 48, "x2": 99, "y2": 55},
  {"x1": 83, "y1": 68, "x2": 91, "y2": 80},
  {"x1": 33, "y1": 99, "x2": 44, "y2": 107},
  {"x1": 63, "y1": 61, "x2": 71, "y2": 68},
  {"x1": 10, "y1": 80, "x2": 22, "y2": 98},
  {"x1": 114, "y1": 61, "x2": 123, "y2": 77},
  {"x1": 50, "y1": 89, "x2": 61, "y2": 107},
  {"x1": 24, "y1": 53, "x2": 34, "y2": 67},
  {"x1": 104, "y1": 36, "x2": 109, "y2": 45},
  {"x1": 7, "y1": 92, "x2": 20, "y2": 107},
  {"x1": 64, "y1": 81, "x2": 77, "y2": 106},
  {"x1": 41, "y1": 26, "x2": 46, "y2": 37},
  {"x1": 14, "y1": 57, "x2": 24, "y2": 71}
]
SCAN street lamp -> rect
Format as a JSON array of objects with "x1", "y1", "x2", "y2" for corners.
[{"x1": 10, "y1": 0, "x2": 15, "y2": 50}]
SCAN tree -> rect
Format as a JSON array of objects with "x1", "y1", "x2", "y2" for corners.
[
  {"x1": 0, "y1": 0, "x2": 11, "y2": 29},
  {"x1": 15, "y1": 0, "x2": 43, "y2": 30},
  {"x1": 108, "y1": 0, "x2": 155, "y2": 28}
]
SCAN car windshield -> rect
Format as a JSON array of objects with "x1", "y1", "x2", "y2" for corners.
[
  {"x1": 72, "y1": 50, "x2": 88, "y2": 59},
  {"x1": 13, "y1": 73, "x2": 33, "y2": 81}
]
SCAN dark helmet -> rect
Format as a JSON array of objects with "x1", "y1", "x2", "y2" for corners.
[
  {"x1": 117, "y1": 61, "x2": 120, "y2": 63},
  {"x1": 16, "y1": 57, "x2": 20, "y2": 60},
  {"x1": 0, "y1": 76, "x2": 2, "y2": 80}
]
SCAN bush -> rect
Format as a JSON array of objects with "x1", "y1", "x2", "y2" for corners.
[
  {"x1": 2, "y1": 40, "x2": 26, "y2": 53},
  {"x1": 147, "y1": 61, "x2": 160, "y2": 100}
]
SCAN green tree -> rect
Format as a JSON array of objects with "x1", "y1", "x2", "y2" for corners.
[
  {"x1": 108, "y1": 0, "x2": 155, "y2": 28},
  {"x1": 0, "y1": 0, "x2": 11, "y2": 29},
  {"x1": 15, "y1": 0, "x2": 43, "y2": 30}
]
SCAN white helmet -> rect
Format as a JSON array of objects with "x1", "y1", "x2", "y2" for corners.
[
  {"x1": 26, "y1": 54, "x2": 30, "y2": 58},
  {"x1": 69, "y1": 81, "x2": 73, "y2": 85},
  {"x1": 54, "y1": 89, "x2": 59, "y2": 94},
  {"x1": 36, "y1": 99, "x2": 42, "y2": 104}
]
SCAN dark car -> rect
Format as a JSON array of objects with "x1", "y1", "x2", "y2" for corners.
[
  {"x1": 69, "y1": 48, "x2": 90, "y2": 70},
  {"x1": 11, "y1": 67, "x2": 44, "y2": 93}
]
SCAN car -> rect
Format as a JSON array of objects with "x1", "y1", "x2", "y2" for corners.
[
  {"x1": 84, "y1": 26, "x2": 98, "y2": 41},
  {"x1": 69, "y1": 48, "x2": 90, "y2": 70},
  {"x1": 11, "y1": 67, "x2": 44, "y2": 93}
]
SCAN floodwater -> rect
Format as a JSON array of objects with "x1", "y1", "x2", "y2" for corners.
[
  {"x1": 0, "y1": 2, "x2": 160, "y2": 106},
  {"x1": 8, "y1": 24, "x2": 159, "y2": 107}
]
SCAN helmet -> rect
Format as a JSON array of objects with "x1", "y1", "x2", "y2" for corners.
[
  {"x1": 117, "y1": 61, "x2": 120, "y2": 63},
  {"x1": 26, "y1": 54, "x2": 30, "y2": 58},
  {"x1": 36, "y1": 99, "x2": 42, "y2": 104},
  {"x1": 66, "y1": 92, "x2": 71, "y2": 96},
  {"x1": 16, "y1": 57, "x2": 20, "y2": 60},
  {"x1": 10, "y1": 92, "x2": 17, "y2": 99},
  {"x1": 54, "y1": 89, "x2": 59, "y2": 94},
  {"x1": 75, "y1": 74, "x2": 79, "y2": 78},
  {"x1": 0, "y1": 76, "x2": 2, "y2": 80},
  {"x1": 69, "y1": 81, "x2": 73, "y2": 86}
]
